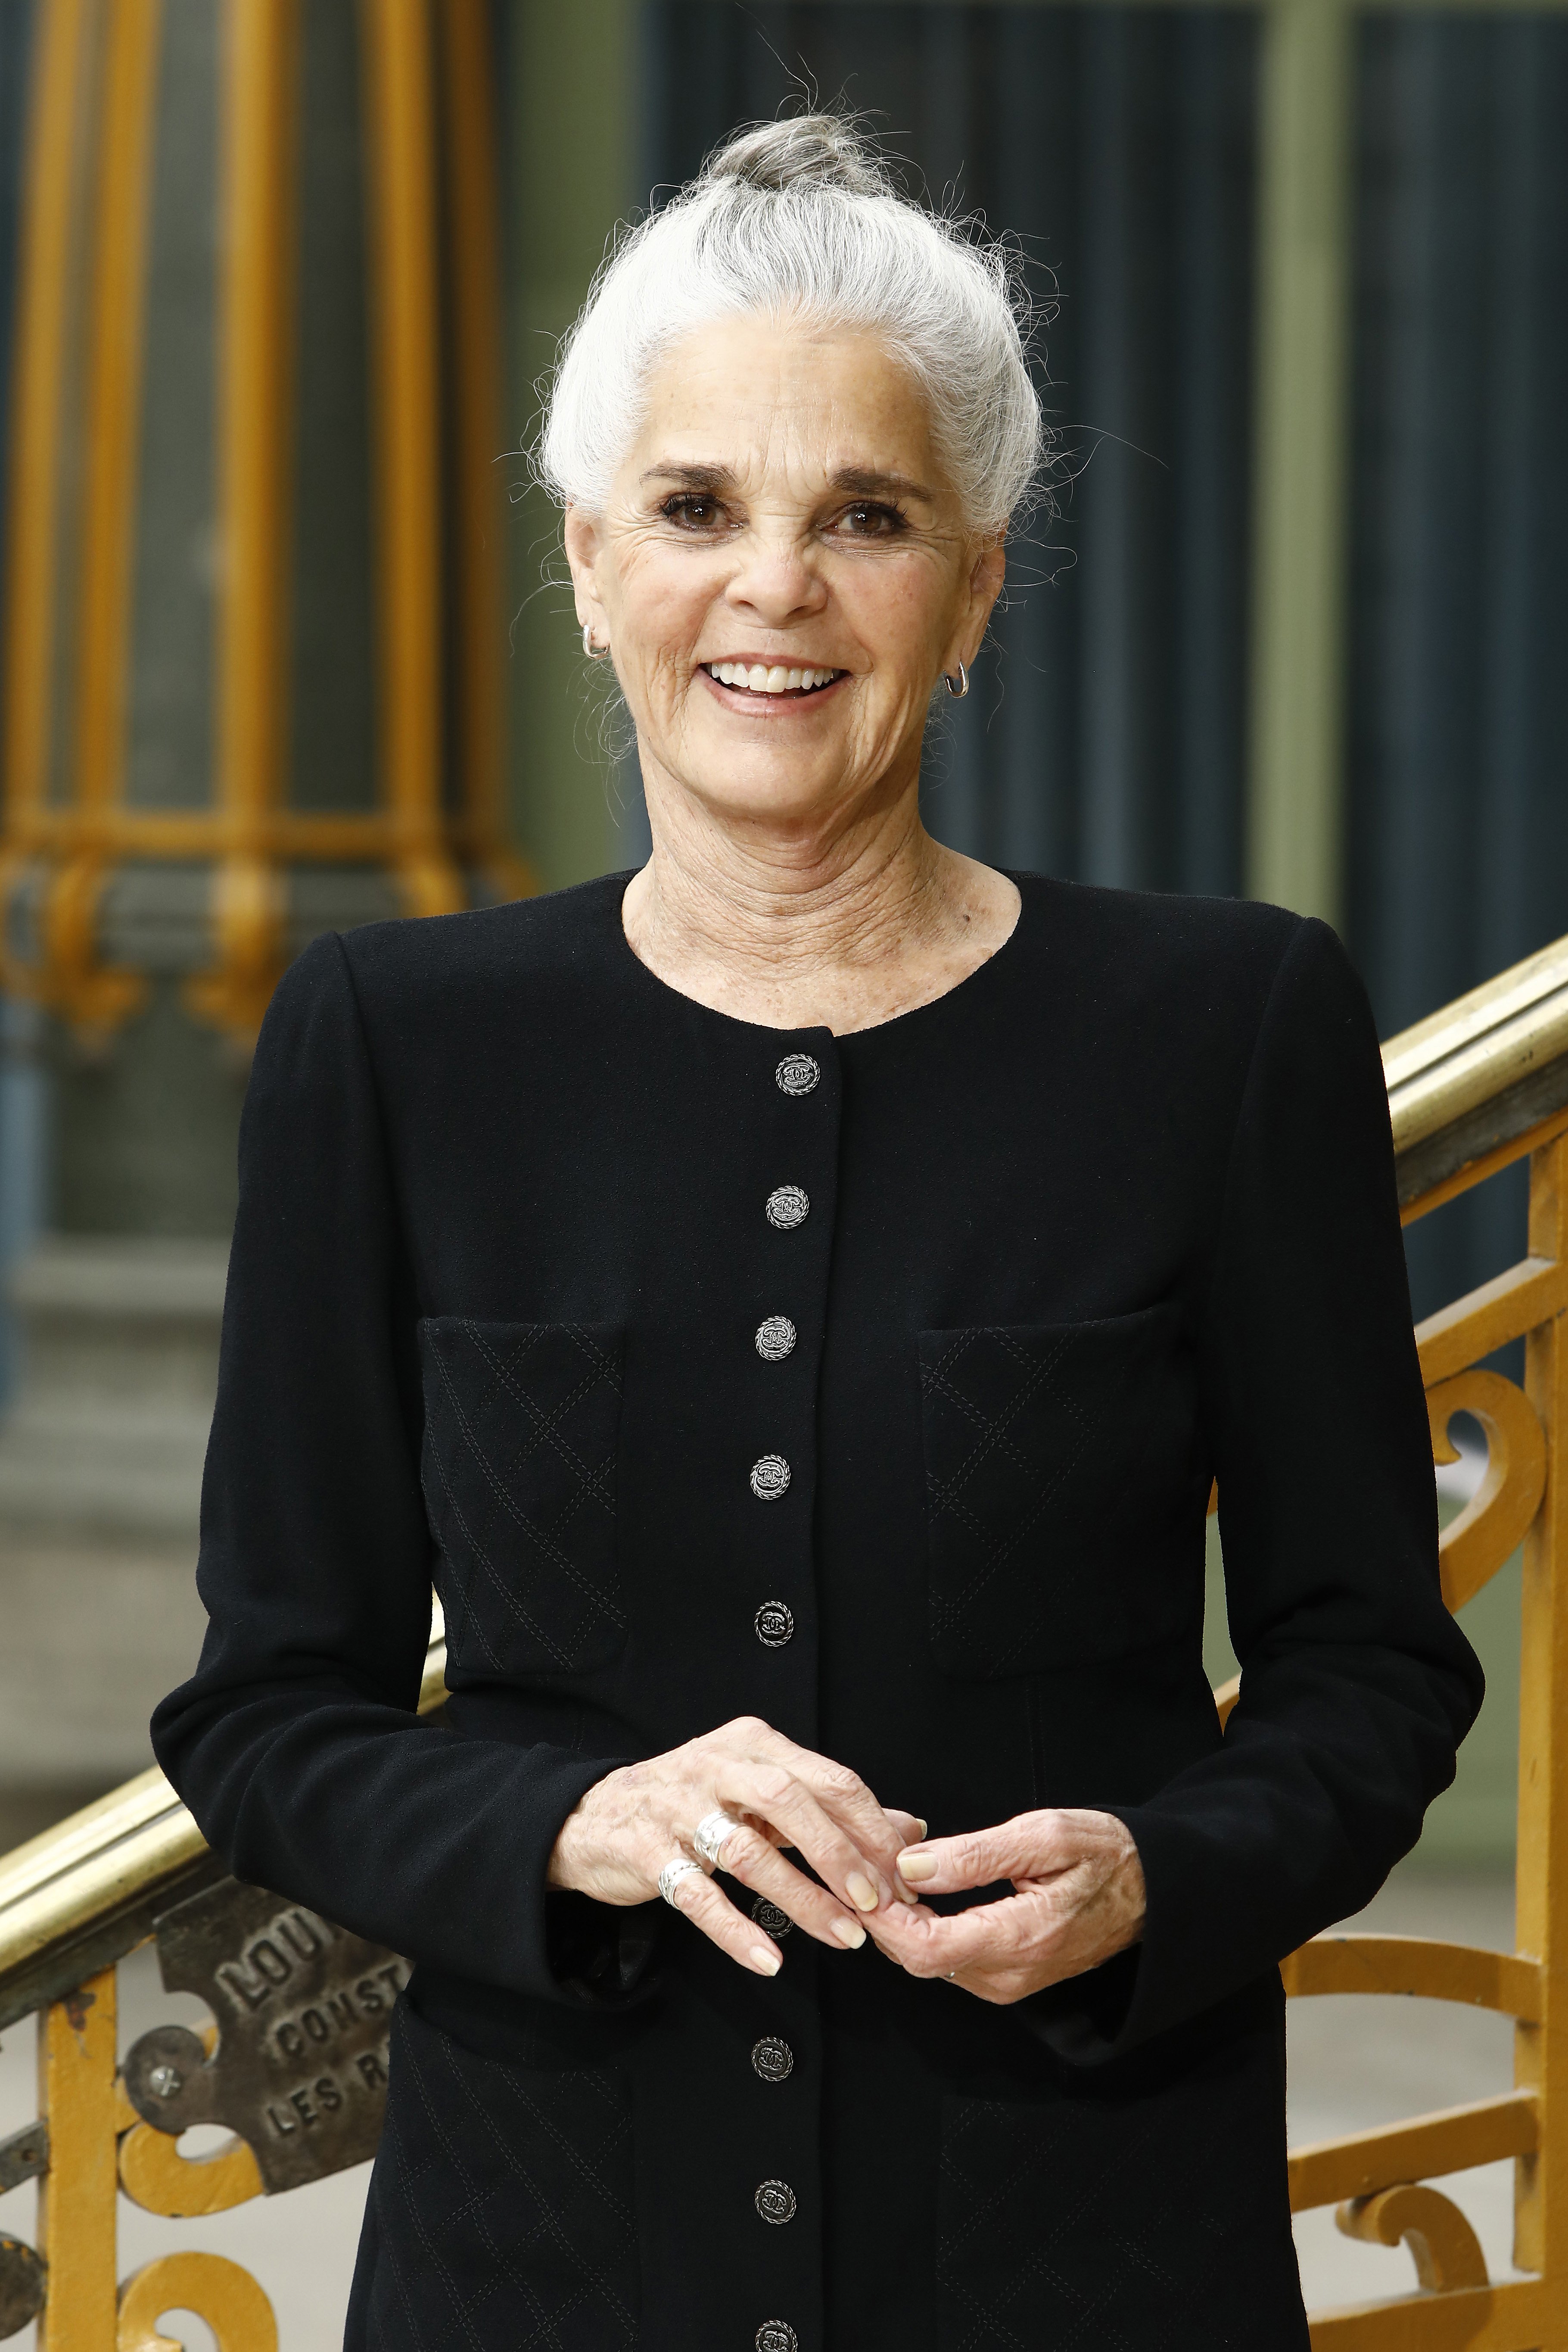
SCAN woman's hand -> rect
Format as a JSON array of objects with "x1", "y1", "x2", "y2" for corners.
[
  {"x1": 548, "y1": 1715, "x2": 924, "y2": 1977},
  {"x1": 865, "y1": 1808, "x2": 1146, "y2": 2005}
]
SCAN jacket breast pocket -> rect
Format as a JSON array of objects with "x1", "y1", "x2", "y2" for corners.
[
  {"x1": 419, "y1": 1318, "x2": 626, "y2": 1679},
  {"x1": 920, "y1": 1305, "x2": 1189, "y2": 1679}
]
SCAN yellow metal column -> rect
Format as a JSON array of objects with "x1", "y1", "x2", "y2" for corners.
[
  {"x1": 46, "y1": 0, "x2": 163, "y2": 1034},
  {"x1": 1516, "y1": 1131, "x2": 1568, "y2": 2290},
  {"x1": 1245, "y1": 0, "x2": 1353, "y2": 928},
  {"x1": 360, "y1": 0, "x2": 463, "y2": 919},
  {"x1": 187, "y1": 0, "x2": 302, "y2": 1042},
  {"x1": 439, "y1": 0, "x2": 534, "y2": 907},
  {"x1": 36, "y1": 1969, "x2": 118, "y2": 2350},
  {"x1": 1, "y1": 0, "x2": 91, "y2": 859}
]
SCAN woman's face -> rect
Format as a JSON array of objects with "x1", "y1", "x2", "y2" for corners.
[{"x1": 564, "y1": 312, "x2": 1005, "y2": 840}]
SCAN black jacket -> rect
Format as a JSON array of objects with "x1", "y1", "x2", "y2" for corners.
[{"x1": 152, "y1": 871, "x2": 1482, "y2": 2352}]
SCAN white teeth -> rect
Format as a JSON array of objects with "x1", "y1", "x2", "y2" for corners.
[{"x1": 706, "y1": 662, "x2": 840, "y2": 693}]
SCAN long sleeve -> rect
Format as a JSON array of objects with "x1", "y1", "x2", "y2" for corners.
[
  {"x1": 150, "y1": 934, "x2": 622, "y2": 2004},
  {"x1": 1039, "y1": 916, "x2": 1484, "y2": 2061}
]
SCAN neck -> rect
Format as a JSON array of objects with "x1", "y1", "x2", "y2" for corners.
[{"x1": 621, "y1": 753, "x2": 1020, "y2": 1034}]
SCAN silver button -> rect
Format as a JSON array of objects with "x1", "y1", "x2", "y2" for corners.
[
  {"x1": 775, "y1": 1053, "x2": 820, "y2": 1098},
  {"x1": 755, "y1": 2179, "x2": 797, "y2": 2226},
  {"x1": 754, "y1": 1600, "x2": 794, "y2": 1648},
  {"x1": 765, "y1": 1185, "x2": 809, "y2": 1230},
  {"x1": 757, "y1": 2327, "x2": 798, "y2": 2352},
  {"x1": 749, "y1": 1454, "x2": 790, "y2": 1502},
  {"x1": 755, "y1": 1315, "x2": 796, "y2": 1362},
  {"x1": 751, "y1": 1894, "x2": 792, "y2": 1937},
  {"x1": 751, "y1": 2036, "x2": 793, "y2": 2084}
]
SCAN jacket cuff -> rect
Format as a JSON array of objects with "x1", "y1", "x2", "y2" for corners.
[
  {"x1": 1018, "y1": 1803, "x2": 1254, "y2": 2065},
  {"x1": 512, "y1": 1749, "x2": 642, "y2": 2005}
]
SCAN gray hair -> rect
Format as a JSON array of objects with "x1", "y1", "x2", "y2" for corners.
[{"x1": 538, "y1": 115, "x2": 1042, "y2": 540}]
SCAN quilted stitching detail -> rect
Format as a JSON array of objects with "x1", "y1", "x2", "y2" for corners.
[
  {"x1": 936, "y1": 2068, "x2": 1302, "y2": 2352},
  {"x1": 419, "y1": 1320, "x2": 625, "y2": 1679},
  {"x1": 358, "y1": 2001, "x2": 640, "y2": 2350},
  {"x1": 918, "y1": 1310, "x2": 1183, "y2": 1679}
]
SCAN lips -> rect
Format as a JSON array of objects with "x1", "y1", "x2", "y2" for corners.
[{"x1": 701, "y1": 661, "x2": 845, "y2": 698}]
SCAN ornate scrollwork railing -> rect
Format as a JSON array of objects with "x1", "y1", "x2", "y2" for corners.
[{"x1": 1, "y1": 941, "x2": 1568, "y2": 2346}]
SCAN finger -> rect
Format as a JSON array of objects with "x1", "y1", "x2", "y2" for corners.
[
  {"x1": 713, "y1": 1762, "x2": 909, "y2": 1916},
  {"x1": 868, "y1": 1889, "x2": 1045, "y2": 1981},
  {"x1": 896, "y1": 1810, "x2": 1072, "y2": 1894},
  {"x1": 885, "y1": 1810, "x2": 927, "y2": 1846},
  {"x1": 733, "y1": 1731, "x2": 926, "y2": 1910},
  {"x1": 666, "y1": 1864, "x2": 785, "y2": 1977},
  {"x1": 713, "y1": 1821, "x2": 869, "y2": 1953}
]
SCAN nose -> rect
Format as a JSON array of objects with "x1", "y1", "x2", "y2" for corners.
[{"x1": 725, "y1": 528, "x2": 828, "y2": 627}]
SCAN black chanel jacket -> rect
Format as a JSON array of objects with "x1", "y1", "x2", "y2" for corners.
[{"x1": 152, "y1": 870, "x2": 1482, "y2": 2352}]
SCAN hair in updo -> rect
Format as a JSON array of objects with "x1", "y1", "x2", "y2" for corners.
[{"x1": 538, "y1": 114, "x2": 1042, "y2": 540}]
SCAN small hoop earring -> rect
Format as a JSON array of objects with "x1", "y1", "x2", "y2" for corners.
[
  {"x1": 582, "y1": 622, "x2": 609, "y2": 660},
  {"x1": 944, "y1": 660, "x2": 969, "y2": 700}
]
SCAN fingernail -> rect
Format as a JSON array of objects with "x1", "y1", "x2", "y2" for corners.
[
  {"x1": 832, "y1": 1917, "x2": 867, "y2": 1950},
  {"x1": 898, "y1": 1852, "x2": 936, "y2": 1883},
  {"x1": 846, "y1": 1872, "x2": 880, "y2": 1912},
  {"x1": 750, "y1": 1947, "x2": 782, "y2": 1975},
  {"x1": 914, "y1": 1819, "x2": 928, "y2": 1840}
]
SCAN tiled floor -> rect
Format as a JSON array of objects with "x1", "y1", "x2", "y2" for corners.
[{"x1": 0, "y1": 1867, "x2": 1523, "y2": 2348}]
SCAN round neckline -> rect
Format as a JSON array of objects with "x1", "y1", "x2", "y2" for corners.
[{"x1": 610, "y1": 867, "x2": 1027, "y2": 1042}]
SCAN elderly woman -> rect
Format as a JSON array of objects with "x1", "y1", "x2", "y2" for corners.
[{"x1": 155, "y1": 117, "x2": 1480, "y2": 2352}]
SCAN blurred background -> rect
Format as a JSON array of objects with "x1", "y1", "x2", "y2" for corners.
[{"x1": 0, "y1": 0, "x2": 1559, "y2": 2332}]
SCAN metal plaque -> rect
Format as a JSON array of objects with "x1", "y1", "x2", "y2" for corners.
[{"x1": 121, "y1": 1878, "x2": 408, "y2": 2194}]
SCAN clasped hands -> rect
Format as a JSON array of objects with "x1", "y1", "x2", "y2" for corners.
[{"x1": 547, "y1": 1715, "x2": 1146, "y2": 2003}]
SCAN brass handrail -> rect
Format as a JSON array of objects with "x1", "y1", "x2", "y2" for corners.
[
  {"x1": 1384, "y1": 932, "x2": 1568, "y2": 1211},
  {"x1": 3, "y1": 929, "x2": 1568, "y2": 2019},
  {"x1": 0, "y1": 1600, "x2": 448, "y2": 2025}
]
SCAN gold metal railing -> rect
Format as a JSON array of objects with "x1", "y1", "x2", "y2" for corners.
[{"x1": 1, "y1": 938, "x2": 1568, "y2": 2346}]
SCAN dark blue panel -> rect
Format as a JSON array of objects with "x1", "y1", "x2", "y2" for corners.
[
  {"x1": 635, "y1": 3, "x2": 1257, "y2": 894},
  {"x1": 1346, "y1": 14, "x2": 1568, "y2": 1318}
]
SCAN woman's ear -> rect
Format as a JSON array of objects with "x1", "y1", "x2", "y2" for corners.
[
  {"x1": 563, "y1": 505, "x2": 608, "y2": 637},
  {"x1": 946, "y1": 540, "x2": 1006, "y2": 674},
  {"x1": 968, "y1": 540, "x2": 1005, "y2": 629}
]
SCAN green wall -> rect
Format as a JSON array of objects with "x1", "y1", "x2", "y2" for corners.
[{"x1": 504, "y1": 0, "x2": 636, "y2": 894}]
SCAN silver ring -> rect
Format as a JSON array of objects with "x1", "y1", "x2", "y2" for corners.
[
  {"x1": 693, "y1": 1810, "x2": 742, "y2": 1869},
  {"x1": 658, "y1": 1857, "x2": 703, "y2": 1907},
  {"x1": 943, "y1": 659, "x2": 969, "y2": 699}
]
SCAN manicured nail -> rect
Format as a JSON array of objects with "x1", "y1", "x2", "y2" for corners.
[
  {"x1": 750, "y1": 1947, "x2": 781, "y2": 1975},
  {"x1": 832, "y1": 1917, "x2": 867, "y2": 1950},
  {"x1": 913, "y1": 1819, "x2": 928, "y2": 1840},
  {"x1": 846, "y1": 1872, "x2": 880, "y2": 1912},
  {"x1": 897, "y1": 1852, "x2": 936, "y2": 1883}
]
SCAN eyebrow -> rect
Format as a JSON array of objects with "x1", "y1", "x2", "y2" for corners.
[{"x1": 638, "y1": 461, "x2": 936, "y2": 503}]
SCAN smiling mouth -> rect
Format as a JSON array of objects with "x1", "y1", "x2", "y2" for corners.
[{"x1": 701, "y1": 661, "x2": 846, "y2": 698}]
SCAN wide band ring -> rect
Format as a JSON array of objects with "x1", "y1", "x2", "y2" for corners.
[
  {"x1": 658, "y1": 1857, "x2": 705, "y2": 1908},
  {"x1": 693, "y1": 1810, "x2": 743, "y2": 1869}
]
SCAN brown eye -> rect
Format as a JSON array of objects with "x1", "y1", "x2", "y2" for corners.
[
  {"x1": 663, "y1": 494, "x2": 722, "y2": 530},
  {"x1": 837, "y1": 502, "x2": 905, "y2": 539}
]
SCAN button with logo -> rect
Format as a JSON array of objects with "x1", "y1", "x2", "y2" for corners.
[
  {"x1": 751, "y1": 1894, "x2": 793, "y2": 1938},
  {"x1": 755, "y1": 2179, "x2": 797, "y2": 2226},
  {"x1": 751, "y1": 2035, "x2": 793, "y2": 2084},
  {"x1": 775, "y1": 1053, "x2": 820, "y2": 1098},
  {"x1": 756, "y1": 2326, "x2": 798, "y2": 2352},
  {"x1": 750, "y1": 1454, "x2": 790, "y2": 1502},
  {"x1": 765, "y1": 1185, "x2": 809, "y2": 1230},
  {"x1": 754, "y1": 1600, "x2": 794, "y2": 1649},
  {"x1": 755, "y1": 1315, "x2": 796, "y2": 1362}
]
